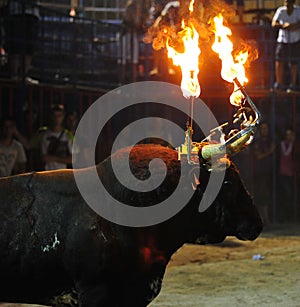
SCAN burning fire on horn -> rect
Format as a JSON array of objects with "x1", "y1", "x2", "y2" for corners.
[
  {"x1": 165, "y1": 0, "x2": 200, "y2": 99},
  {"x1": 166, "y1": 21, "x2": 200, "y2": 99},
  {"x1": 211, "y1": 13, "x2": 248, "y2": 106},
  {"x1": 146, "y1": 1, "x2": 261, "y2": 166}
]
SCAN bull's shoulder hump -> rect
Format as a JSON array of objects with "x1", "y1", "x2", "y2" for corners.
[{"x1": 104, "y1": 144, "x2": 180, "y2": 168}]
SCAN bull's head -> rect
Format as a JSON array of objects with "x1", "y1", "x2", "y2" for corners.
[
  {"x1": 184, "y1": 81, "x2": 263, "y2": 243},
  {"x1": 188, "y1": 160, "x2": 263, "y2": 245}
]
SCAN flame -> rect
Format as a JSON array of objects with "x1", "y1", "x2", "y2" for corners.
[
  {"x1": 211, "y1": 14, "x2": 249, "y2": 106},
  {"x1": 189, "y1": 0, "x2": 195, "y2": 12},
  {"x1": 166, "y1": 21, "x2": 201, "y2": 99}
]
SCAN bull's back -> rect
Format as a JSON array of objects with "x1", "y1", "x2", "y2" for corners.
[
  {"x1": 0, "y1": 170, "x2": 97, "y2": 301},
  {"x1": 0, "y1": 145, "x2": 191, "y2": 304}
]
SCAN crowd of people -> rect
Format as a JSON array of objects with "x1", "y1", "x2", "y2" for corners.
[
  {"x1": 0, "y1": 104, "x2": 91, "y2": 177},
  {"x1": 235, "y1": 122, "x2": 299, "y2": 225},
  {"x1": 0, "y1": 106, "x2": 299, "y2": 224}
]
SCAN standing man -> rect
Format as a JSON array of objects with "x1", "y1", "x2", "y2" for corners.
[
  {"x1": 6, "y1": 0, "x2": 39, "y2": 83},
  {"x1": 41, "y1": 104, "x2": 73, "y2": 170},
  {"x1": 272, "y1": 0, "x2": 300, "y2": 92}
]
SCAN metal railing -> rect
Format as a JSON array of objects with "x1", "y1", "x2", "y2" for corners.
[
  {"x1": 1, "y1": 1, "x2": 299, "y2": 91},
  {"x1": 0, "y1": 1, "x2": 124, "y2": 88}
]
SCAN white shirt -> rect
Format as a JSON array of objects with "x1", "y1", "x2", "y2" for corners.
[
  {"x1": 41, "y1": 129, "x2": 73, "y2": 170},
  {"x1": 0, "y1": 139, "x2": 27, "y2": 177},
  {"x1": 272, "y1": 5, "x2": 300, "y2": 43}
]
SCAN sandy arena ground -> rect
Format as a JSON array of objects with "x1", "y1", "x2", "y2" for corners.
[
  {"x1": 1, "y1": 224, "x2": 300, "y2": 307},
  {"x1": 150, "y1": 223, "x2": 300, "y2": 307}
]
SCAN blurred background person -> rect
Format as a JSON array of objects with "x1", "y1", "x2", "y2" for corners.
[
  {"x1": 5, "y1": 0, "x2": 39, "y2": 82},
  {"x1": 64, "y1": 110, "x2": 93, "y2": 169},
  {"x1": 224, "y1": 0, "x2": 245, "y2": 23},
  {"x1": 64, "y1": 111, "x2": 78, "y2": 138},
  {"x1": 0, "y1": 117, "x2": 27, "y2": 177},
  {"x1": 253, "y1": 122, "x2": 276, "y2": 226},
  {"x1": 278, "y1": 128, "x2": 299, "y2": 222},
  {"x1": 271, "y1": 0, "x2": 300, "y2": 92},
  {"x1": 41, "y1": 104, "x2": 73, "y2": 170}
]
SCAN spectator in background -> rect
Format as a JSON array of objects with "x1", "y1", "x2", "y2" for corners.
[
  {"x1": 41, "y1": 104, "x2": 73, "y2": 170},
  {"x1": 64, "y1": 111, "x2": 77, "y2": 168},
  {"x1": 5, "y1": 0, "x2": 39, "y2": 83},
  {"x1": 253, "y1": 122, "x2": 276, "y2": 226},
  {"x1": 64, "y1": 111, "x2": 78, "y2": 138},
  {"x1": 272, "y1": 0, "x2": 300, "y2": 93},
  {"x1": 0, "y1": 117, "x2": 27, "y2": 176},
  {"x1": 278, "y1": 128, "x2": 299, "y2": 222},
  {"x1": 225, "y1": 0, "x2": 244, "y2": 23},
  {"x1": 65, "y1": 111, "x2": 94, "y2": 169}
]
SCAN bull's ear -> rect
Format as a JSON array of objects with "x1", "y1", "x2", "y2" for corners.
[
  {"x1": 188, "y1": 167, "x2": 202, "y2": 193},
  {"x1": 188, "y1": 166, "x2": 203, "y2": 197},
  {"x1": 191, "y1": 173, "x2": 201, "y2": 191},
  {"x1": 193, "y1": 173, "x2": 200, "y2": 185}
]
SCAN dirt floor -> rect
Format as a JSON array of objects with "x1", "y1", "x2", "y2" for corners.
[
  {"x1": 1, "y1": 223, "x2": 300, "y2": 307},
  {"x1": 150, "y1": 223, "x2": 300, "y2": 307}
]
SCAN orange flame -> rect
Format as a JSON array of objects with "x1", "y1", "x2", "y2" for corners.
[
  {"x1": 189, "y1": 0, "x2": 195, "y2": 12},
  {"x1": 212, "y1": 13, "x2": 248, "y2": 106},
  {"x1": 166, "y1": 22, "x2": 201, "y2": 99}
]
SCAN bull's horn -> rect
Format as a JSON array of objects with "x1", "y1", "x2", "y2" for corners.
[
  {"x1": 199, "y1": 143, "x2": 230, "y2": 171},
  {"x1": 201, "y1": 143, "x2": 225, "y2": 160},
  {"x1": 201, "y1": 79, "x2": 261, "y2": 161},
  {"x1": 200, "y1": 126, "x2": 256, "y2": 161},
  {"x1": 223, "y1": 127, "x2": 255, "y2": 156}
]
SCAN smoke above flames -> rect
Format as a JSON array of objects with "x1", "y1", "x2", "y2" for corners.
[{"x1": 143, "y1": 0, "x2": 258, "y2": 70}]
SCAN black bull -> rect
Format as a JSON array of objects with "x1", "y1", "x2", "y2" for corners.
[{"x1": 0, "y1": 144, "x2": 262, "y2": 306}]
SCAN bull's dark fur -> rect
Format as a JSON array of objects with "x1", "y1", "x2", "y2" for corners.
[{"x1": 0, "y1": 144, "x2": 262, "y2": 306}]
